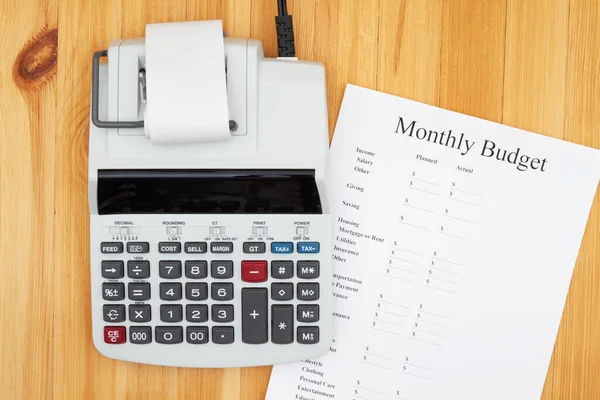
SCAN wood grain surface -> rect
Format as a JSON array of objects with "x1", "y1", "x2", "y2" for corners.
[{"x1": 1, "y1": 0, "x2": 599, "y2": 399}]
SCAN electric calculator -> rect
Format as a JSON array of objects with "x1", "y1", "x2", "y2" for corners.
[{"x1": 88, "y1": 31, "x2": 332, "y2": 367}]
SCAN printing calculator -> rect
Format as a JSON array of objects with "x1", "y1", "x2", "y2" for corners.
[{"x1": 87, "y1": 29, "x2": 332, "y2": 367}]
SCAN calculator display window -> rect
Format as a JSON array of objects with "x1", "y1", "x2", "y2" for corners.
[{"x1": 97, "y1": 169, "x2": 322, "y2": 215}]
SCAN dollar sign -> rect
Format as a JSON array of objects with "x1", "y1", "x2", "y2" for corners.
[
  {"x1": 409, "y1": 180, "x2": 413, "y2": 186},
  {"x1": 377, "y1": 303, "x2": 381, "y2": 308},
  {"x1": 440, "y1": 226, "x2": 444, "y2": 231},
  {"x1": 412, "y1": 171, "x2": 416, "y2": 176},
  {"x1": 386, "y1": 268, "x2": 390, "y2": 274},
  {"x1": 405, "y1": 198, "x2": 409, "y2": 203},
  {"x1": 412, "y1": 332, "x2": 416, "y2": 337},
  {"x1": 414, "y1": 322, "x2": 418, "y2": 327},
  {"x1": 429, "y1": 269, "x2": 432, "y2": 274},
  {"x1": 426, "y1": 279, "x2": 430, "y2": 284},
  {"x1": 365, "y1": 346, "x2": 369, "y2": 351},
  {"x1": 354, "y1": 389, "x2": 358, "y2": 394},
  {"x1": 372, "y1": 321, "x2": 376, "y2": 326},
  {"x1": 433, "y1": 251, "x2": 437, "y2": 256},
  {"x1": 403, "y1": 366, "x2": 407, "y2": 371},
  {"x1": 445, "y1": 208, "x2": 449, "y2": 213},
  {"x1": 397, "y1": 390, "x2": 401, "y2": 395},
  {"x1": 389, "y1": 259, "x2": 392, "y2": 264},
  {"x1": 400, "y1": 215, "x2": 404, "y2": 221},
  {"x1": 419, "y1": 304, "x2": 423, "y2": 309},
  {"x1": 375, "y1": 312, "x2": 379, "y2": 317},
  {"x1": 417, "y1": 313, "x2": 421, "y2": 318},
  {"x1": 356, "y1": 380, "x2": 360, "y2": 385},
  {"x1": 452, "y1": 182, "x2": 456, "y2": 187},
  {"x1": 449, "y1": 191, "x2": 453, "y2": 196},
  {"x1": 391, "y1": 250, "x2": 395, "y2": 255},
  {"x1": 405, "y1": 357, "x2": 409, "y2": 361},
  {"x1": 379, "y1": 294, "x2": 383, "y2": 299},
  {"x1": 363, "y1": 355, "x2": 367, "y2": 360},
  {"x1": 393, "y1": 240, "x2": 397, "y2": 246},
  {"x1": 431, "y1": 260, "x2": 435, "y2": 266}
]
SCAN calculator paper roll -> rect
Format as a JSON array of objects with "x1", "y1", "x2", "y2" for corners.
[{"x1": 144, "y1": 20, "x2": 230, "y2": 144}]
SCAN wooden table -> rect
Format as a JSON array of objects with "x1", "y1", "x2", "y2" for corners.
[{"x1": 1, "y1": 0, "x2": 599, "y2": 398}]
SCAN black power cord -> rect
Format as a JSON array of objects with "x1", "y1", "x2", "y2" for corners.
[{"x1": 275, "y1": 0, "x2": 295, "y2": 57}]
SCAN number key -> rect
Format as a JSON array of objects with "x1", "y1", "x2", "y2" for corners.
[
  {"x1": 187, "y1": 326, "x2": 209, "y2": 344},
  {"x1": 130, "y1": 326, "x2": 152, "y2": 344},
  {"x1": 155, "y1": 326, "x2": 183, "y2": 344},
  {"x1": 211, "y1": 305, "x2": 234, "y2": 322},
  {"x1": 185, "y1": 283, "x2": 208, "y2": 301},
  {"x1": 211, "y1": 283, "x2": 234, "y2": 301},
  {"x1": 211, "y1": 261, "x2": 233, "y2": 279},
  {"x1": 160, "y1": 283, "x2": 182, "y2": 301},
  {"x1": 185, "y1": 261, "x2": 207, "y2": 279},
  {"x1": 186, "y1": 305, "x2": 208, "y2": 323},
  {"x1": 159, "y1": 261, "x2": 182, "y2": 279},
  {"x1": 160, "y1": 305, "x2": 183, "y2": 322}
]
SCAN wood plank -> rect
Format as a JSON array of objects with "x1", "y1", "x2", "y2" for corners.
[
  {"x1": 0, "y1": 0, "x2": 57, "y2": 399},
  {"x1": 377, "y1": 0, "x2": 444, "y2": 105},
  {"x1": 543, "y1": 1, "x2": 600, "y2": 399},
  {"x1": 53, "y1": 1, "x2": 122, "y2": 399},
  {"x1": 503, "y1": 0, "x2": 569, "y2": 138},
  {"x1": 439, "y1": 0, "x2": 507, "y2": 122}
]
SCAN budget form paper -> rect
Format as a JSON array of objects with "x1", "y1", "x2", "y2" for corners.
[{"x1": 265, "y1": 84, "x2": 600, "y2": 400}]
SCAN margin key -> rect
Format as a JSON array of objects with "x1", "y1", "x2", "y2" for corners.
[{"x1": 241, "y1": 288, "x2": 268, "y2": 344}]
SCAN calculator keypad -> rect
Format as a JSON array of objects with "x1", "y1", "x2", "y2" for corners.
[{"x1": 99, "y1": 239, "x2": 323, "y2": 348}]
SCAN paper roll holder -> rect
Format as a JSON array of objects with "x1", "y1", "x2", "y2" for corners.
[{"x1": 91, "y1": 50, "x2": 238, "y2": 132}]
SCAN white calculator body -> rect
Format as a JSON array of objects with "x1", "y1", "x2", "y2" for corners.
[{"x1": 87, "y1": 37, "x2": 332, "y2": 368}]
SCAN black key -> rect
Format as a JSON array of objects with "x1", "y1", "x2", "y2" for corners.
[
  {"x1": 211, "y1": 304, "x2": 234, "y2": 322},
  {"x1": 130, "y1": 326, "x2": 152, "y2": 344},
  {"x1": 185, "y1": 242, "x2": 207, "y2": 254},
  {"x1": 212, "y1": 326, "x2": 234, "y2": 344},
  {"x1": 128, "y1": 283, "x2": 151, "y2": 301},
  {"x1": 271, "y1": 283, "x2": 294, "y2": 301},
  {"x1": 158, "y1": 242, "x2": 181, "y2": 253},
  {"x1": 102, "y1": 282, "x2": 125, "y2": 301},
  {"x1": 297, "y1": 261, "x2": 320, "y2": 279},
  {"x1": 241, "y1": 288, "x2": 268, "y2": 344},
  {"x1": 160, "y1": 305, "x2": 183, "y2": 322},
  {"x1": 186, "y1": 326, "x2": 209, "y2": 344},
  {"x1": 297, "y1": 305, "x2": 320, "y2": 323},
  {"x1": 103, "y1": 304, "x2": 125, "y2": 322},
  {"x1": 127, "y1": 242, "x2": 149, "y2": 254},
  {"x1": 211, "y1": 260, "x2": 234, "y2": 279},
  {"x1": 297, "y1": 283, "x2": 319, "y2": 301},
  {"x1": 185, "y1": 282, "x2": 208, "y2": 301},
  {"x1": 186, "y1": 304, "x2": 208, "y2": 322},
  {"x1": 102, "y1": 261, "x2": 124, "y2": 279},
  {"x1": 243, "y1": 242, "x2": 266, "y2": 254},
  {"x1": 185, "y1": 261, "x2": 208, "y2": 279},
  {"x1": 272, "y1": 305, "x2": 294, "y2": 344},
  {"x1": 101, "y1": 242, "x2": 123, "y2": 254},
  {"x1": 271, "y1": 261, "x2": 293, "y2": 279},
  {"x1": 155, "y1": 326, "x2": 184, "y2": 344},
  {"x1": 127, "y1": 260, "x2": 150, "y2": 279},
  {"x1": 159, "y1": 260, "x2": 182, "y2": 279},
  {"x1": 297, "y1": 326, "x2": 319, "y2": 344},
  {"x1": 129, "y1": 304, "x2": 151, "y2": 322},
  {"x1": 211, "y1": 283, "x2": 234, "y2": 301},
  {"x1": 160, "y1": 283, "x2": 182, "y2": 301},
  {"x1": 210, "y1": 242, "x2": 233, "y2": 253}
]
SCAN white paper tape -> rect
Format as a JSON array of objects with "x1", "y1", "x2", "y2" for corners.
[{"x1": 144, "y1": 20, "x2": 230, "y2": 144}]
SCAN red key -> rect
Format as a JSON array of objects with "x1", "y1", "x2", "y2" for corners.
[
  {"x1": 242, "y1": 261, "x2": 267, "y2": 282},
  {"x1": 104, "y1": 326, "x2": 126, "y2": 344}
]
